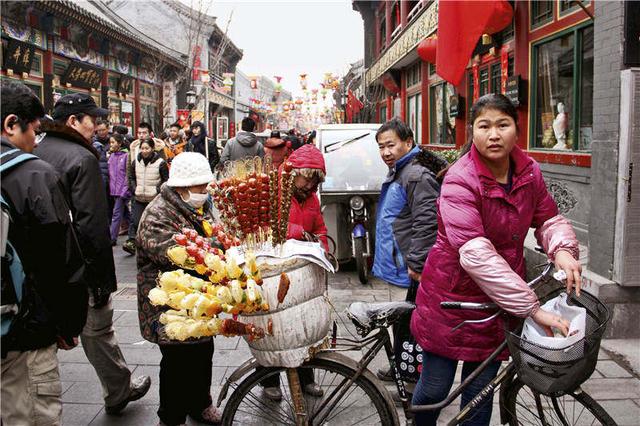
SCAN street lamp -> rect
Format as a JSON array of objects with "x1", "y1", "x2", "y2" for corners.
[{"x1": 186, "y1": 89, "x2": 197, "y2": 109}]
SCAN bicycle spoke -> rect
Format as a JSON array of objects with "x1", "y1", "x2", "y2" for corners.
[{"x1": 239, "y1": 388, "x2": 294, "y2": 424}]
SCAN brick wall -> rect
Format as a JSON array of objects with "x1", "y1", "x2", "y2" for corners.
[{"x1": 588, "y1": 0, "x2": 625, "y2": 278}]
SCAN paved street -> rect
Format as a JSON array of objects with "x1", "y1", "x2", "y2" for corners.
[{"x1": 58, "y1": 241, "x2": 640, "y2": 425}]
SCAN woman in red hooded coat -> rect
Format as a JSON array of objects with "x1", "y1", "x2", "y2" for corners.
[
  {"x1": 261, "y1": 144, "x2": 329, "y2": 401},
  {"x1": 285, "y1": 144, "x2": 329, "y2": 251}
]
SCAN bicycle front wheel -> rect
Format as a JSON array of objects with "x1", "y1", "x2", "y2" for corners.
[
  {"x1": 221, "y1": 354, "x2": 398, "y2": 425},
  {"x1": 504, "y1": 378, "x2": 617, "y2": 425}
]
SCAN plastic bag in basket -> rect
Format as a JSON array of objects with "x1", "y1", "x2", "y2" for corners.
[{"x1": 521, "y1": 293, "x2": 586, "y2": 363}]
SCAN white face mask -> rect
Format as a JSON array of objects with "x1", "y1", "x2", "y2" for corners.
[{"x1": 185, "y1": 191, "x2": 209, "y2": 209}]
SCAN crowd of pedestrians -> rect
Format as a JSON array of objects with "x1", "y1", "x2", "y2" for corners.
[{"x1": 1, "y1": 78, "x2": 583, "y2": 426}]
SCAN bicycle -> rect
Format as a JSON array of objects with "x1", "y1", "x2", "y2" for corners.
[{"x1": 216, "y1": 262, "x2": 616, "y2": 425}]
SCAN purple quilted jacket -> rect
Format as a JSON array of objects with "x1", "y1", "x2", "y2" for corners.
[
  {"x1": 411, "y1": 144, "x2": 578, "y2": 362},
  {"x1": 108, "y1": 150, "x2": 130, "y2": 197}
]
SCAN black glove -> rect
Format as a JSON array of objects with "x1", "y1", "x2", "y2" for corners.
[{"x1": 91, "y1": 287, "x2": 111, "y2": 309}]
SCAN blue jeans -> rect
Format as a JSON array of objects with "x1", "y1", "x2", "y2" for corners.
[{"x1": 411, "y1": 352, "x2": 501, "y2": 426}]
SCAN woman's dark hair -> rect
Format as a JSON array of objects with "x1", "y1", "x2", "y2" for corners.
[
  {"x1": 437, "y1": 94, "x2": 519, "y2": 179},
  {"x1": 1, "y1": 81, "x2": 45, "y2": 132},
  {"x1": 110, "y1": 133, "x2": 125, "y2": 146},
  {"x1": 140, "y1": 138, "x2": 155, "y2": 150},
  {"x1": 375, "y1": 117, "x2": 414, "y2": 143},
  {"x1": 113, "y1": 125, "x2": 129, "y2": 135},
  {"x1": 270, "y1": 131, "x2": 281, "y2": 139}
]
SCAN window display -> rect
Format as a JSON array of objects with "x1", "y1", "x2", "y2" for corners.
[
  {"x1": 430, "y1": 83, "x2": 455, "y2": 145},
  {"x1": 533, "y1": 25, "x2": 593, "y2": 151}
]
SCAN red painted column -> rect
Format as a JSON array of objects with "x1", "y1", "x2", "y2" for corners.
[
  {"x1": 375, "y1": 12, "x2": 381, "y2": 58},
  {"x1": 386, "y1": 95, "x2": 393, "y2": 120},
  {"x1": 134, "y1": 78, "x2": 141, "y2": 131},
  {"x1": 385, "y1": 1, "x2": 392, "y2": 48},
  {"x1": 400, "y1": 72, "x2": 407, "y2": 121},
  {"x1": 400, "y1": 0, "x2": 408, "y2": 28},
  {"x1": 43, "y1": 50, "x2": 53, "y2": 74},
  {"x1": 421, "y1": 62, "x2": 429, "y2": 145},
  {"x1": 514, "y1": 1, "x2": 529, "y2": 150}
]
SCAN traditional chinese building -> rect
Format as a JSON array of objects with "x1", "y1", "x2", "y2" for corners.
[
  {"x1": 106, "y1": 0, "x2": 243, "y2": 144},
  {"x1": 0, "y1": 0, "x2": 185, "y2": 135},
  {"x1": 353, "y1": 0, "x2": 640, "y2": 337}
]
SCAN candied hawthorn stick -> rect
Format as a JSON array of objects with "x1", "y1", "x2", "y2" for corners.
[
  {"x1": 279, "y1": 172, "x2": 295, "y2": 244},
  {"x1": 269, "y1": 170, "x2": 280, "y2": 245}
]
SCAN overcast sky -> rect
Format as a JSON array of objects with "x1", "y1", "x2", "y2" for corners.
[{"x1": 181, "y1": 0, "x2": 364, "y2": 99}]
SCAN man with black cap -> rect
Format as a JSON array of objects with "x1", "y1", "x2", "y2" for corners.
[{"x1": 36, "y1": 93, "x2": 151, "y2": 415}]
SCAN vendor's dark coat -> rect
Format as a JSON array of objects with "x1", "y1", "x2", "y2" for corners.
[
  {"x1": 136, "y1": 184, "x2": 214, "y2": 345},
  {"x1": 35, "y1": 122, "x2": 117, "y2": 296}
]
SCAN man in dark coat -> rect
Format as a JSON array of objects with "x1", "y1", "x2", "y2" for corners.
[
  {"x1": 93, "y1": 119, "x2": 114, "y2": 225},
  {"x1": 186, "y1": 121, "x2": 219, "y2": 172},
  {"x1": 0, "y1": 81, "x2": 88, "y2": 425},
  {"x1": 371, "y1": 118, "x2": 447, "y2": 384},
  {"x1": 35, "y1": 93, "x2": 150, "y2": 415}
]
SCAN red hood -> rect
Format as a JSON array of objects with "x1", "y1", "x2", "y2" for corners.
[{"x1": 288, "y1": 144, "x2": 325, "y2": 174}]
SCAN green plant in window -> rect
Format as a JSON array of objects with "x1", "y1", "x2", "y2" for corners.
[{"x1": 432, "y1": 148, "x2": 460, "y2": 164}]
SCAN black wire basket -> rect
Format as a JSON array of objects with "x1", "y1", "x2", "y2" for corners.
[{"x1": 506, "y1": 288, "x2": 610, "y2": 396}]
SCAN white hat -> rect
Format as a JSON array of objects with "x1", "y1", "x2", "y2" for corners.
[{"x1": 166, "y1": 152, "x2": 214, "y2": 187}]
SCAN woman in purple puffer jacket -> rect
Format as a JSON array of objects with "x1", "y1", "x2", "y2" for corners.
[
  {"x1": 108, "y1": 133, "x2": 130, "y2": 245},
  {"x1": 410, "y1": 94, "x2": 582, "y2": 425}
]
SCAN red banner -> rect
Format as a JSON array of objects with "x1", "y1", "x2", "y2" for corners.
[
  {"x1": 472, "y1": 63, "x2": 480, "y2": 103},
  {"x1": 501, "y1": 47, "x2": 509, "y2": 94}
]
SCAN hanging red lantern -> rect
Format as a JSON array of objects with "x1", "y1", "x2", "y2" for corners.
[
  {"x1": 485, "y1": 1, "x2": 513, "y2": 34},
  {"x1": 417, "y1": 35, "x2": 437, "y2": 63}
]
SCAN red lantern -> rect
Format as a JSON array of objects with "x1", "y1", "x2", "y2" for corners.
[
  {"x1": 417, "y1": 35, "x2": 437, "y2": 63},
  {"x1": 485, "y1": 1, "x2": 513, "y2": 34}
]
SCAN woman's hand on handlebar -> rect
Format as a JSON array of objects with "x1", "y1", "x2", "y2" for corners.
[
  {"x1": 554, "y1": 250, "x2": 582, "y2": 296},
  {"x1": 531, "y1": 308, "x2": 571, "y2": 337}
]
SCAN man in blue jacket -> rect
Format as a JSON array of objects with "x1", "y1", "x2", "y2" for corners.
[{"x1": 372, "y1": 118, "x2": 446, "y2": 381}]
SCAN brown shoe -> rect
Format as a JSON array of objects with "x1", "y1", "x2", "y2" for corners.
[{"x1": 105, "y1": 375, "x2": 151, "y2": 414}]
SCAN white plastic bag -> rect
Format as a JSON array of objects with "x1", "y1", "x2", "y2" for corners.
[{"x1": 521, "y1": 293, "x2": 586, "y2": 364}]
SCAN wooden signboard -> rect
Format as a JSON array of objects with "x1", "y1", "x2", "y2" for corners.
[
  {"x1": 62, "y1": 61, "x2": 104, "y2": 90},
  {"x1": 3, "y1": 38, "x2": 35, "y2": 74}
]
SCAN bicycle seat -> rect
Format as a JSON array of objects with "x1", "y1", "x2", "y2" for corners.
[{"x1": 347, "y1": 301, "x2": 415, "y2": 336}]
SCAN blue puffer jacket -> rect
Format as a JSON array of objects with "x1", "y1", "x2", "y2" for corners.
[
  {"x1": 372, "y1": 146, "x2": 446, "y2": 287},
  {"x1": 92, "y1": 137, "x2": 110, "y2": 186}
]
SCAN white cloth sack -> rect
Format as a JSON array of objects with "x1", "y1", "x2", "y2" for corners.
[{"x1": 521, "y1": 293, "x2": 586, "y2": 364}]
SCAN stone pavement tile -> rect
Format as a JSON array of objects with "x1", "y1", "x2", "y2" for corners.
[
  {"x1": 111, "y1": 310, "x2": 126, "y2": 324},
  {"x1": 212, "y1": 347, "x2": 252, "y2": 367},
  {"x1": 132, "y1": 364, "x2": 160, "y2": 380},
  {"x1": 62, "y1": 403, "x2": 103, "y2": 426},
  {"x1": 60, "y1": 362, "x2": 100, "y2": 382},
  {"x1": 582, "y1": 378, "x2": 640, "y2": 400},
  {"x1": 63, "y1": 381, "x2": 105, "y2": 404},
  {"x1": 214, "y1": 336, "x2": 240, "y2": 350},
  {"x1": 138, "y1": 384, "x2": 160, "y2": 406},
  {"x1": 598, "y1": 349, "x2": 612, "y2": 360},
  {"x1": 212, "y1": 366, "x2": 230, "y2": 386},
  {"x1": 110, "y1": 299, "x2": 138, "y2": 311},
  {"x1": 596, "y1": 360, "x2": 634, "y2": 378},
  {"x1": 597, "y1": 399, "x2": 640, "y2": 425},
  {"x1": 89, "y1": 404, "x2": 159, "y2": 425}
]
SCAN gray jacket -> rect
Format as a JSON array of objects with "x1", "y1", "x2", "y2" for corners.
[{"x1": 219, "y1": 131, "x2": 264, "y2": 165}]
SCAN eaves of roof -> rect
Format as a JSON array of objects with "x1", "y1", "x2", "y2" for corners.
[{"x1": 36, "y1": 0, "x2": 186, "y2": 69}]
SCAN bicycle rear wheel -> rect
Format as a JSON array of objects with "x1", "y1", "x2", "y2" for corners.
[
  {"x1": 504, "y1": 378, "x2": 617, "y2": 425},
  {"x1": 221, "y1": 355, "x2": 398, "y2": 425}
]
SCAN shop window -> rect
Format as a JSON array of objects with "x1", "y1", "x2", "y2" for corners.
[
  {"x1": 429, "y1": 83, "x2": 455, "y2": 145},
  {"x1": 532, "y1": 24, "x2": 593, "y2": 151},
  {"x1": 406, "y1": 62, "x2": 421, "y2": 88},
  {"x1": 30, "y1": 52, "x2": 42, "y2": 77},
  {"x1": 25, "y1": 83, "x2": 42, "y2": 100},
  {"x1": 531, "y1": 1, "x2": 554, "y2": 28},
  {"x1": 429, "y1": 63, "x2": 436, "y2": 76},
  {"x1": 379, "y1": 17, "x2": 387, "y2": 52},
  {"x1": 500, "y1": 19, "x2": 515, "y2": 41},
  {"x1": 479, "y1": 68, "x2": 489, "y2": 97},
  {"x1": 379, "y1": 105, "x2": 387, "y2": 122},
  {"x1": 407, "y1": 93, "x2": 422, "y2": 144},
  {"x1": 508, "y1": 55, "x2": 515, "y2": 77},
  {"x1": 490, "y1": 63, "x2": 501, "y2": 94},
  {"x1": 108, "y1": 75, "x2": 119, "y2": 92},
  {"x1": 560, "y1": 0, "x2": 590, "y2": 15},
  {"x1": 53, "y1": 59, "x2": 68, "y2": 77}
]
